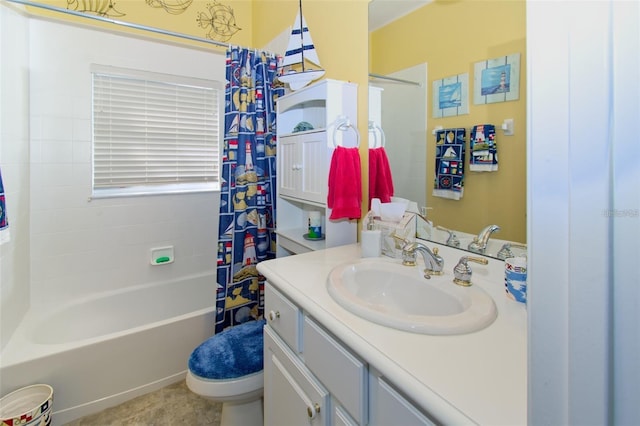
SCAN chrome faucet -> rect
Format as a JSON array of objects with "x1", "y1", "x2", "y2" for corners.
[
  {"x1": 467, "y1": 224, "x2": 501, "y2": 254},
  {"x1": 401, "y1": 241, "x2": 444, "y2": 277}
]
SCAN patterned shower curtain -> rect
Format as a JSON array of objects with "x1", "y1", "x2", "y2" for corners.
[{"x1": 215, "y1": 47, "x2": 284, "y2": 333}]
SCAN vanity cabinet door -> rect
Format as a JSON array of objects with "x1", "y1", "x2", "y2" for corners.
[
  {"x1": 369, "y1": 374, "x2": 436, "y2": 426},
  {"x1": 264, "y1": 326, "x2": 330, "y2": 426}
]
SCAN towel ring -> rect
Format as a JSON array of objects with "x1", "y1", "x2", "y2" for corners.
[
  {"x1": 332, "y1": 117, "x2": 360, "y2": 148},
  {"x1": 368, "y1": 121, "x2": 386, "y2": 148}
]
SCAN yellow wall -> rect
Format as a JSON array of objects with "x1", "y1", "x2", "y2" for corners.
[
  {"x1": 29, "y1": 1, "x2": 252, "y2": 50},
  {"x1": 252, "y1": 0, "x2": 370, "y2": 220},
  {"x1": 370, "y1": 0, "x2": 527, "y2": 243},
  {"x1": 30, "y1": 0, "x2": 370, "y2": 220}
]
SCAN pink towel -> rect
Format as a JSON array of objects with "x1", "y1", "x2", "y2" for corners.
[
  {"x1": 368, "y1": 147, "x2": 394, "y2": 208},
  {"x1": 327, "y1": 146, "x2": 362, "y2": 220}
]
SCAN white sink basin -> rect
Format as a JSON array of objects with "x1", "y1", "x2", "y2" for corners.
[{"x1": 327, "y1": 258, "x2": 497, "y2": 335}]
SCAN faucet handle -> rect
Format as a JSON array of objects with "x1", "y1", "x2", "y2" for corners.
[
  {"x1": 390, "y1": 232, "x2": 410, "y2": 248},
  {"x1": 497, "y1": 244, "x2": 512, "y2": 260},
  {"x1": 435, "y1": 226, "x2": 460, "y2": 247},
  {"x1": 467, "y1": 237, "x2": 483, "y2": 253},
  {"x1": 497, "y1": 243, "x2": 528, "y2": 260},
  {"x1": 401, "y1": 242, "x2": 417, "y2": 266},
  {"x1": 466, "y1": 256, "x2": 488, "y2": 265},
  {"x1": 453, "y1": 256, "x2": 488, "y2": 287},
  {"x1": 394, "y1": 233, "x2": 418, "y2": 266}
]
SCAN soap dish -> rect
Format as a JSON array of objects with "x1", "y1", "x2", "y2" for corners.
[{"x1": 303, "y1": 233, "x2": 325, "y2": 241}]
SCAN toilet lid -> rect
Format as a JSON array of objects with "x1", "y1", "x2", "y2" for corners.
[{"x1": 188, "y1": 319, "x2": 266, "y2": 380}]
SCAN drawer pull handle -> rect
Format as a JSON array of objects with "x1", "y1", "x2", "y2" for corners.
[
  {"x1": 306, "y1": 403, "x2": 321, "y2": 419},
  {"x1": 268, "y1": 310, "x2": 280, "y2": 321}
]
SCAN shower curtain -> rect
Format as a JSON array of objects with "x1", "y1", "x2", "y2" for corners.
[{"x1": 215, "y1": 47, "x2": 284, "y2": 333}]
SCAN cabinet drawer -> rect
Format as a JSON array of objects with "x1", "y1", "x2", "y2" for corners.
[
  {"x1": 264, "y1": 326, "x2": 330, "y2": 426},
  {"x1": 303, "y1": 316, "x2": 367, "y2": 424},
  {"x1": 265, "y1": 282, "x2": 302, "y2": 353}
]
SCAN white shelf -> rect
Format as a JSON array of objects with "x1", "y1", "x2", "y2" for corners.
[
  {"x1": 277, "y1": 228, "x2": 327, "y2": 252},
  {"x1": 275, "y1": 79, "x2": 359, "y2": 257},
  {"x1": 279, "y1": 194, "x2": 325, "y2": 208}
]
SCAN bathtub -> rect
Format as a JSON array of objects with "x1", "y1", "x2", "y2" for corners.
[{"x1": 0, "y1": 273, "x2": 217, "y2": 425}]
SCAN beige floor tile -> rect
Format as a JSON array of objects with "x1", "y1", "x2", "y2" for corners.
[{"x1": 63, "y1": 380, "x2": 222, "y2": 426}]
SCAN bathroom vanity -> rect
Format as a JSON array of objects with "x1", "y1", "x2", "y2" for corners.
[{"x1": 257, "y1": 243, "x2": 527, "y2": 425}]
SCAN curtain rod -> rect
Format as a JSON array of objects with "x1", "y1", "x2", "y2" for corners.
[
  {"x1": 3, "y1": 0, "x2": 236, "y2": 49},
  {"x1": 369, "y1": 73, "x2": 422, "y2": 87}
]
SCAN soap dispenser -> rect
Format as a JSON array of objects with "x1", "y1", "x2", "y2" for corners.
[{"x1": 361, "y1": 214, "x2": 382, "y2": 258}]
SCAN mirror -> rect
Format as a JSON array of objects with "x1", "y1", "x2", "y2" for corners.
[
  {"x1": 369, "y1": 65, "x2": 427, "y2": 209},
  {"x1": 368, "y1": 0, "x2": 527, "y2": 259}
]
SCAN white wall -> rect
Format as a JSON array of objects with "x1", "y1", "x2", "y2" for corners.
[
  {"x1": 0, "y1": 3, "x2": 31, "y2": 352},
  {"x1": 27, "y1": 18, "x2": 224, "y2": 307},
  {"x1": 0, "y1": 12, "x2": 225, "y2": 325},
  {"x1": 527, "y1": 0, "x2": 640, "y2": 424}
]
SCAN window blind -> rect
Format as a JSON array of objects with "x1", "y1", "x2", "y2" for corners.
[{"x1": 92, "y1": 65, "x2": 222, "y2": 195}]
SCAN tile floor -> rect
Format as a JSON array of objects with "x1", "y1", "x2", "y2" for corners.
[{"x1": 62, "y1": 380, "x2": 222, "y2": 426}]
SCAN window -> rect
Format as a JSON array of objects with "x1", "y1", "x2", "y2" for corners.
[{"x1": 91, "y1": 65, "x2": 223, "y2": 197}]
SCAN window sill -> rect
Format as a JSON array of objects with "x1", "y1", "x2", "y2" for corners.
[{"x1": 90, "y1": 183, "x2": 220, "y2": 200}]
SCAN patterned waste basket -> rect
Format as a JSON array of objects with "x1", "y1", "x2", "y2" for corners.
[{"x1": 0, "y1": 384, "x2": 53, "y2": 426}]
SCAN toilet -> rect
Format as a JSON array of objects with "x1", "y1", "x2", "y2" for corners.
[{"x1": 186, "y1": 319, "x2": 266, "y2": 426}]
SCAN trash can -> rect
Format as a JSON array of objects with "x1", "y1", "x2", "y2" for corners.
[{"x1": 0, "y1": 384, "x2": 53, "y2": 426}]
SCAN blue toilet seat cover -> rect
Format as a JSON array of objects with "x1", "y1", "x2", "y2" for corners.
[{"x1": 189, "y1": 319, "x2": 266, "y2": 380}]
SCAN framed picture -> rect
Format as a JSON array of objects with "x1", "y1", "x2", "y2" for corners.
[
  {"x1": 474, "y1": 53, "x2": 520, "y2": 104},
  {"x1": 432, "y1": 73, "x2": 469, "y2": 118}
]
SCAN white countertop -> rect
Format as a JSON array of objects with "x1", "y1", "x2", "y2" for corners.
[{"x1": 257, "y1": 242, "x2": 527, "y2": 425}]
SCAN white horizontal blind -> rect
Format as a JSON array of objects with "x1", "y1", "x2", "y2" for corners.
[{"x1": 92, "y1": 65, "x2": 222, "y2": 196}]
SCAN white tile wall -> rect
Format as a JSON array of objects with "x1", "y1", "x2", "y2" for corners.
[
  {"x1": 0, "y1": 3, "x2": 30, "y2": 351},
  {"x1": 16, "y1": 15, "x2": 224, "y2": 309}
]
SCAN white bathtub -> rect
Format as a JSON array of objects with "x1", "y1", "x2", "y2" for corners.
[{"x1": 0, "y1": 273, "x2": 217, "y2": 425}]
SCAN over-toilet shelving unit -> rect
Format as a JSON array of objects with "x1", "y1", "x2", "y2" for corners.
[{"x1": 275, "y1": 79, "x2": 359, "y2": 257}]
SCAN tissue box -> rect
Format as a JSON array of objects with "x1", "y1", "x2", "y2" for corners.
[{"x1": 375, "y1": 213, "x2": 417, "y2": 258}]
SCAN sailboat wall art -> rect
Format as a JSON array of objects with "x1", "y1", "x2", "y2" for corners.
[
  {"x1": 278, "y1": 0, "x2": 325, "y2": 90},
  {"x1": 432, "y1": 72, "x2": 469, "y2": 118}
]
